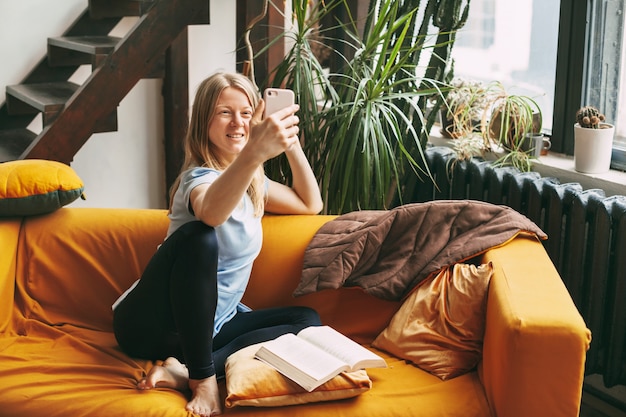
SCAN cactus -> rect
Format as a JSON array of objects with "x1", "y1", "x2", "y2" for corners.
[{"x1": 576, "y1": 106, "x2": 606, "y2": 129}]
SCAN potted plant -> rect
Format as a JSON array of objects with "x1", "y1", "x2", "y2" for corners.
[
  {"x1": 441, "y1": 78, "x2": 496, "y2": 139},
  {"x1": 443, "y1": 82, "x2": 544, "y2": 174},
  {"x1": 573, "y1": 105, "x2": 614, "y2": 173},
  {"x1": 251, "y1": 0, "x2": 470, "y2": 214},
  {"x1": 483, "y1": 85, "x2": 543, "y2": 172}
]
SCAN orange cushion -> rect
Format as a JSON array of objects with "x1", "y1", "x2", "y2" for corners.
[
  {"x1": 224, "y1": 343, "x2": 371, "y2": 408},
  {"x1": 373, "y1": 263, "x2": 493, "y2": 380}
]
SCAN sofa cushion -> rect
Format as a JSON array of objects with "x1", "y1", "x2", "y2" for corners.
[
  {"x1": 373, "y1": 263, "x2": 493, "y2": 380},
  {"x1": 0, "y1": 159, "x2": 84, "y2": 216},
  {"x1": 0, "y1": 321, "x2": 191, "y2": 417},
  {"x1": 0, "y1": 326, "x2": 491, "y2": 417},
  {"x1": 16, "y1": 208, "x2": 168, "y2": 331},
  {"x1": 224, "y1": 343, "x2": 372, "y2": 408}
]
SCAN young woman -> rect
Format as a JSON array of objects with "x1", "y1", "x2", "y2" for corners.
[{"x1": 112, "y1": 72, "x2": 324, "y2": 417}]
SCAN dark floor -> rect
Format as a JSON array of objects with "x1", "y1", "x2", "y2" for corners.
[{"x1": 581, "y1": 390, "x2": 626, "y2": 417}]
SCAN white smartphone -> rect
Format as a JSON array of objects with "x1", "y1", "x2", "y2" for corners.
[{"x1": 263, "y1": 88, "x2": 295, "y2": 118}]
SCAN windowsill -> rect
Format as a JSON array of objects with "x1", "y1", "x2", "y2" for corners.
[
  {"x1": 428, "y1": 133, "x2": 626, "y2": 197},
  {"x1": 532, "y1": 152, "x2": 626, "y2": 198}
]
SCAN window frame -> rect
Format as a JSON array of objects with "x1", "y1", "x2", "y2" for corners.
[
  {"x1": 553, "y1": 0, "x2": 626, "y2": 170},
  {"x1": 552, "y1": 0, "x2": 587, "y2": 155}
]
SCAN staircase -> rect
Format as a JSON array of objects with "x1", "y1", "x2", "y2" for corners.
[{"x1": 0, "y1": 0, "x2": 209, "y2": 165}]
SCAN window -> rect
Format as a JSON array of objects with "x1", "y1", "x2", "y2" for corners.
[
  {"x1": 455, "y1": 0, "x2": 495, "y2": 50},
  {"x1": 451, "y1": 0, "x2": 560, "y2": 132},
  {"x1": 451, "y1": 0, "x2": 626, "y2": 170}
]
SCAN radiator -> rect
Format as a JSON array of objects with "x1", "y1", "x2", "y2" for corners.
[{"x1": 406, "y1": 146, "x2": 626, "y2": 388}]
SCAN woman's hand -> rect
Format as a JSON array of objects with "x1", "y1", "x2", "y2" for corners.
[
  {"x1": 243, "y1": 99, "x2": 301, "y2": 164},
  {"x1": 191, "y1": 97, "x2": 321, "y2": 225}
]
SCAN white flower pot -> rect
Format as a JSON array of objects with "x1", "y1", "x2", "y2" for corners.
[{"x1": 574, "y1": 123, "x2": 614, "y2": 174}]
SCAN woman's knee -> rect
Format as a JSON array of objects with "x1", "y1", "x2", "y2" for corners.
[
  {"x1": 291, "y1": 306, "x2": 322, "y2": 327},
  {"x1": 178, "y1": 221, "x2": 218, "y2": 252}
]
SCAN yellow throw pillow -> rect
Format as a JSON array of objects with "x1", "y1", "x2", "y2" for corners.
[
  {"x1": 0, "y1": 160, "x2": 84, "y2": 217},
  {"x1": 372, "y1": 262, "x2": 493, "y2": 380},
  {"x1": 225, "y1": 343, "x2": 372, "y2": 408}
]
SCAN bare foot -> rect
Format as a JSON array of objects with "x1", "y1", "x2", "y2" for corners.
[
  {"x1": 187, "y1": 375, "x2": 223, "y2": 417},
  {"x1": 137, "y1": 357, "x2": 189, "y2": 391}
]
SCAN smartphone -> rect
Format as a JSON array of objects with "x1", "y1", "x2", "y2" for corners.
[{"x1": 263, "y1": 88, "x2": 295, "y2": 118}]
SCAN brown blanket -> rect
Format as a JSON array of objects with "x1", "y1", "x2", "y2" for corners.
[{"x1": 294, "y1": 200, "x2": 546, "y2": 301}]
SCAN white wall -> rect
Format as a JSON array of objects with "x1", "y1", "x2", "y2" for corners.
[{"x1": 0, "y1": 1, "x2": 237, "y2": 209}]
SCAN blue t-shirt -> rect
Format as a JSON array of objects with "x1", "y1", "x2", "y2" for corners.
[{"x1": 167, "y1": 167, "x2": 265, "y2": 334}]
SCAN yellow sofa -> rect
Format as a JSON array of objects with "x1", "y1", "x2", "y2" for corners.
[{"x1": 0, "y1": 207, "x2": 590, "y2": 417}]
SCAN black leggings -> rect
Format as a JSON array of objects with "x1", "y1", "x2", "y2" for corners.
[{"x1": 113, "y1": 221, "x2": 321, "y2": 380}]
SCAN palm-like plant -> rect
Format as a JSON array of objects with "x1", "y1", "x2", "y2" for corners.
[
  {"x1": 258, "y1": 0, "x2": 468, "y2": 214},
  {"x1": 318, "y1": 2, "x2": 446, "y2": 212},
  {"x1": 256, "y1": 1, "x2": 339, "y2": 184}
]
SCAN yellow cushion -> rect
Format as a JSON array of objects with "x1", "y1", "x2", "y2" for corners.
[
  {"x1": 373, "y1": 263, "x2": 493, "y2": 380},
  {"x1": 224, "y1": 343, "x2": 372, "y2": 408},
  {"x1": 0, "y1": 160, "x2": 84, "y2": 216}
]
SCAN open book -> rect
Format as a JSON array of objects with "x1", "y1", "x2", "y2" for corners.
[{"x1": 254, "y1": 325, "x2": 387, "y2": 392}]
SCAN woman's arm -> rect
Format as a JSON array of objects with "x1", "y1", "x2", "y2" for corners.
[
  {"x1": 189, "y1": 156, "x2": 260, "y2": 227},
  {"x1": 264, "y1": 141, "x2": 323, "y2": 215},
  {"x1": 191, "y1": 101, "x2": 303, "y2": 226}
]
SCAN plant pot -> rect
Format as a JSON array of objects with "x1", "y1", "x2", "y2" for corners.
[
  {"x1": 521, "y1": 133, "x2": 551, "y2": 158},
  {"x1": 439, "y1": 109, "x2": 482, "y2": 139},
  {"x1": 489, "y1": 108, "x2": 542, "y2": 151},
  {"x1": 439, "y1": 109, "x2": 456, "y2": 138},
  {"x1": 574, "y1": 123, "x2": 614, "y2": 173}
]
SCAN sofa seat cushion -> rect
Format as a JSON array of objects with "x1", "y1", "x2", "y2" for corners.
[
  {"x1": 0, "y1": 320, "x2": 190, "y2": 417},
  {"x1": 223, "y1": 347, "x2": 490, "y2": 416},
  {"x1": 0, "y1": 320, "x2": 491, "y2": 417}
]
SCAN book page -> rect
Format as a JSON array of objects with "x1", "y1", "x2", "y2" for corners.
[
  {"x1": 297, "y1": 326, "x2": 387, "y2": 370},
  {"x1": 256, "y1": 333, "x2": 350, "y2": 383}
]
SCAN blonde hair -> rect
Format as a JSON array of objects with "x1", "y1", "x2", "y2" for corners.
[{"x1": 170, "y1": 72, "x2": 265, "y2": 216}]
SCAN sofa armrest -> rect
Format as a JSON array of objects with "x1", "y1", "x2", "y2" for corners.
[{"x1": 480, "y1": 235, "x2": 591, "y2": 417}]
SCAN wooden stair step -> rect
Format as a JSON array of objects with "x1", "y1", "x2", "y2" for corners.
[
  {"x1": 6, "y1": 82, "x2": 80, "y2": 122},
  {"x1": 89, "y1": 0, "x2": 155, "y2": 18},
  {"x1": 5, "y1": 82, "x2": 118, "y2": 133},
  {"x1": 48, "y1": 36, "x2": 121, "y2": 67},
  {"x1": 0, "y1": 129, "x2": 37, "y2": 162}
]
